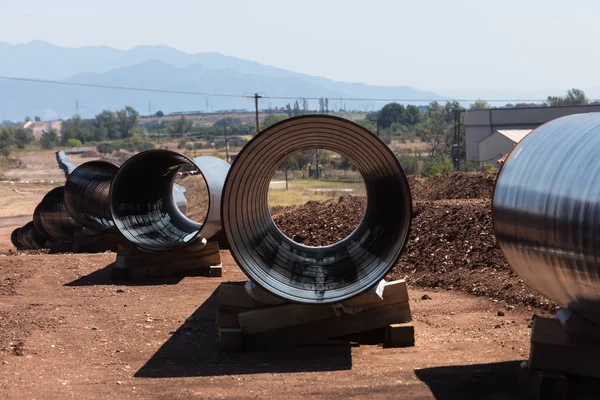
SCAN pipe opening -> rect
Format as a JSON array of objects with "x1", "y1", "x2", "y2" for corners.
[
  {"x1": 268, "y1": 148, "x2": 366, "y2": 247},
  {"x1": 110, "y1": 150, "x2": 210, "y2": 251}
]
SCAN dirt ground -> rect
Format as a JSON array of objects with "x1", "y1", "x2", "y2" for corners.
[
  {"x1": 0, "y1": 167, "x2": 546, "y2": 398},
  {"x1": 0, "y1": 250, "x2": 536, "y2": 399}
]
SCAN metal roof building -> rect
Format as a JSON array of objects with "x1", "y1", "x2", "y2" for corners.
[
  {"x1": 464, "y1": 104, "x2": 600, "y2": 166},
  {"x1": 478, "y1": 129, "x2": 532, "y2": 167}
]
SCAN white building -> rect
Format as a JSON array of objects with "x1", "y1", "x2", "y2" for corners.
[
  {"x1": 478, "y1": 129, "x2": 531, "y2": 167},
  {"x1": 464, "y1": 105, "x2": 600, "y2": 168}
]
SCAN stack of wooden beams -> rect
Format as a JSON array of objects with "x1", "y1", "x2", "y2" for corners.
[
  {"x1": 112, "y1": 241, "x2": 222, "y2": 279},
  {"x1": 520, "y1": 316, "x2": 600, "y2": 399},
  {"x1": 216, "y1": 279, "x2": 414, "y2": 352}
]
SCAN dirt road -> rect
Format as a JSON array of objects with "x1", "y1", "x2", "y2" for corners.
[{"x1": 0, "y1": 250, "x2": 537, "y2": 399}]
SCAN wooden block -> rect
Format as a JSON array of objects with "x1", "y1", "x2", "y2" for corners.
[
  {"x1": 219, "y1": 328, "x2": 243, "y2": 353},
  {"x1": 113, "y1": 241, "x2": 221, "y2": 278},
  {"x1": 528, "y1": 316, "x2": 600, "y2": 379},
  {"x1": 217, "y1": 283, "x2": 271, "y2": 311},
  {"x1": 209, "y1": 264, "x2": 222, "y2": 277},
  {"x1": 528, "y1": 369, "x2": 568, "y2": 400},
  {"x1": 237, "y1": 279, "x2": 410, "y2": 335},
  {"x1": 216, "y1": 311, "x2": 240, "y2": 329},
  {"x1": 345, "y1": 279, "x2": 409, "y2": 307},
  {"x1": 244, "y1": 301, "x2": 412, "y2": 349},
  {"x1": 384, "y1": 323, "x2": 415, "y2": 348}
]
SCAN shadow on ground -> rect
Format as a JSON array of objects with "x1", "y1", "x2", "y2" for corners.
[
  {"x1": 415, "y1": 360, "x2": 527, "y2": 399},
  {"x1": 135, "y1": 288, "x2": 353, "y2": 377},
  {"x1": 64, "y1": 263, "x2": 188, "y2": 286}
]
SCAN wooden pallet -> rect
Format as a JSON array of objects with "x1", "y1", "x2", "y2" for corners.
[
  {"x1": 112, "y1": 241, "x2": 222, "y2": 279},
  {"x1": 216, "y1": 279, "x2": 414, "y2": 352},
  {"x1": 520, "y1": 315, "x2": 600, "y2": 399}
]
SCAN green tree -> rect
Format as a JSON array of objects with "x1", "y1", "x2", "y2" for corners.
[
  {"x1": 262, "y1": 114, "x2": 287, "y2": 129},
  {"x1": 94, "y1": 110, "x2": 119, "y2": 139},
  {"x1": 116, "y1": 106, "x2": 139, "y2": 138},
  {"x1": 34, "y1": 116, "x2": 41, "y2": 122},
  {"x1": 424, "y1": 155, "x2": 454, "y2": 177},
  {"x1": 470, "y1": 99, "x2": 490, "y2": 110},
  {"x1": 65, "y1": 138, "x2": 82, "y2": 148},
  {"x1": 14, "y1": 127, "x2": 34, "y2": 149},
  {"x1": 167, "y1": 116, "x2": 194, "y2": 135},
  {"x1": 405, "y1": 105, "x2": 422, "y2": 126},
  {"x1": 418, "y1": 102, "x2": 451, "y2": 156},
  {"x1": 0, "y1": 127, "x2": 15, "y2": 157},
  {"x1": 155, "y1": 110, "x2": 164, "y2": 117},
  {"x1": 378, "y1": 103, "x2": 406, "y2": 128},
  {"x1": 40, "y1": 128, "x2": 59, "y2": 149},
  {"x1": 547, "y1": 88, "x2": 588, "y2": 106}
]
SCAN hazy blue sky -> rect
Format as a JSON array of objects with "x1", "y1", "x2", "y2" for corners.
[{"x1": 1, "y1": 0, "x2": 599, "y2": 93}]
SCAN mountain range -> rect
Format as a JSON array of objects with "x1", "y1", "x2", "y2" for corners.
[{"x1": 0, "y1": 41, "x2": 445, "y2": 121}]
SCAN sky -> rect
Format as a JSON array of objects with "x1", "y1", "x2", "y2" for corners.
[{"x1": 1, "y1": 0, "x2": 600, "y2": 94}]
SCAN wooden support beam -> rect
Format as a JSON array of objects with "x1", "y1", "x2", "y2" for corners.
[
  {"x1": 238, "y1": 280, "x2": 409, "y2": 335},
  {"x1": 384, "y1": 323, "x2": 415, "y2": 348},
  {"x1": 112, "y1": 241, "x2": 221, "y2": 278},
  {"x1": 244, "y1": 301, "x2": 412, "y2": 349}
]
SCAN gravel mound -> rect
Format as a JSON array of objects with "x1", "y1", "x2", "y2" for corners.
[
  {"x1": 408, "y1": 172, "x2": 496, "y2": 200},
  {"x1": 272, "y1": 196, "x2": 365, "y2": 247},
  {"x1": 271, "y1": 172, "x2": 557, "y2": 312}
]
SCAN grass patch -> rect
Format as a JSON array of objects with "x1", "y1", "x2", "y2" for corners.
[{"x1": 268, "y1": 179, "x2": 365, "y2": 207}]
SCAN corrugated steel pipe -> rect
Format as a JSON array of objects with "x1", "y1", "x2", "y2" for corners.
[
  {"x1": 10, "y1": 227, "x2": 22, "y2": 249},
  {"x1": 493, "y1": 112, "x2": 600, "y2": 327},
  {"x1": 221, "y1": 115, "x2": 413, "y2": 304},
  {"x1": 37, "y1": 186, "x2": 83, "y2": 240},
  {"x1": 64, "y1": 160, "x2": 119, "y2": 231},
  {"x1": 17, "y1": 221, "x2": 46, "y2": 250},
  {"x1": 109, "y1": 150, "x2": 229, "y2": 251}
]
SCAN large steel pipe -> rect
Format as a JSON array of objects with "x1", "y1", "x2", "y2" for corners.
[
  {"x1": 37, "y1": 186, "x2": 82, "y2": 239},
  {"x1": 64, "y1": 160, "x2": 119, "y2": 230},
  {"x1": 222, "y1": 115, "x2": 412, "y2": 304},
  {"x1": 15, "y1": 221, "x2": 46, "y2": 250},
  {"x1": 494, "y1": 112, "x2": 600, "y2": 326},
  {"x1": 110, "y1": 150, "x2": 229, "y2": 251}
]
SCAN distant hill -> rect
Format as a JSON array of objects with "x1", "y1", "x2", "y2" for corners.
[{"x1": 0, "y1": 41, "x2": 445, "y2": 120}]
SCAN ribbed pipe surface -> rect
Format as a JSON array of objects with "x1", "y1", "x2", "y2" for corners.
[
  {"x1": 38, "y1": 186, "x2": 82, "y2": 239},
  {"x1": 18, "y1": 221, "x2": 46, "y2": 250},
  {"x1": 110, "y1": 150, "x2": 229, "y2": 251},
  {"x1": 494, "y1": 112, "x2": 600, "y2": 326},
  {"x1": 64, "y1": 161, "x2": 118, "y2": 230},
  {"x1": 222, "y1": 115, "x2": 412, "y2": 304}
]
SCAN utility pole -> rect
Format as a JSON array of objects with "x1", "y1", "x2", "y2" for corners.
[
  {"x1": 315, "y1": 149, "x2": 320, "y2": 180},
  {"x1": 223, "y1": 121, "x2": 230, "y2": 163},
  {"x1": 453, "y1": 108, "x2": 460, "y2": 171},
  {"x1": 368, "y1": 118, "x2": 380, "y2": 136},
  {"x1": 75, "y1": 99, "x2": 79, "y2": 116},
  {"x1": 253, "y1": 93, "x2": 264, "y2": 133}
]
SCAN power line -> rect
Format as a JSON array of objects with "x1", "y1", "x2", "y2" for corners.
[
  {"x1": 0, "y1": 76, "x2": 246, "y2": 98},
  {"x1": 0, "y1": 75, "x2": 590, "y2": 103}
]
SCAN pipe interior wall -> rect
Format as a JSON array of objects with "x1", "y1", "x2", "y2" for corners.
[{"x1": 110, "y1": 150, "x2": 229, "y2": 251}]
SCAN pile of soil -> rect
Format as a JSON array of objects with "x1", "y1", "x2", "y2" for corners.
[
  {"x1": 389, "y1": 199, "x2": 555, "y2": 311},
  {"x1": 272, "y1": 196, "x2": 365, "y2": 246},
  {"x1": 272, "y1": 172, "x2": 557, "y2": 312},
  {"x1": 408, "y1": 172, "x2": 496, "y2": 200},
  {"x1": 177, "y1": 174, "x2": 209, "y2": 223}
]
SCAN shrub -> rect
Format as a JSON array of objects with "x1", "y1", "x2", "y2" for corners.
[
  {"x1": 97, "y1": 143, "x2": 116, "y2": 154},
  {"x1": 65, "y1": 138, "x2": 82, "y2": 148},
  {"x1": 423, "y1": 155, "x2": 453, "y2": 177}
]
